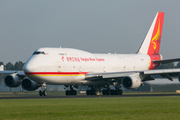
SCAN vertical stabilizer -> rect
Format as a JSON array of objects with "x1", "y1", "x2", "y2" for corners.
[{"x1": 137, "y1": 12, "x2": 164, "y2": 55}]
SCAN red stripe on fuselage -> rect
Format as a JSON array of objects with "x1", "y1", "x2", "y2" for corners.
[{"x1": 25, "y1": 72, "x2": 89, "y2": 75}]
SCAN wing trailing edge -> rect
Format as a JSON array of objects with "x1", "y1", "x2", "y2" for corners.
[{"x1": 85, "y1": 68, "x2": 180, "y2": 81}]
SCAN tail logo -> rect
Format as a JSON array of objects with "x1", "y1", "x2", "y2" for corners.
[{"x1": 151, "y1": 20, "x2": 161, "y2": 49}]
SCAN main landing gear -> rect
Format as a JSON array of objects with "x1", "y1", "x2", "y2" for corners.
[
  {"x1": 102, "y1": 89, "x2": 122, "y2": 95},
  {"x1": 86, "y1": 86, "x2": 97, "y2": 95},
  {"x1": 39, "y1": 82, "x2": 47, "y2": 96},
  {"x1": 65, "y1": 85, "x2": 77, "y2": 96},
  {"x1": 102, "y1": 85, "x2": 123, "y2": 95},
  {"x1": 86, "y1": 84, "x2": 123, "y2": 96}
]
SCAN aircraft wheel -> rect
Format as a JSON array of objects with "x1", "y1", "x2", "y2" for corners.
[
  {"x1": 102, "y1": 90, "x2": 106, "y2": 95},
  {"x1": 110, "y1": 90, "x2": 115, "y2": 95},
  {"x1": 86, "y1": 90, "x2": 90, "y2": 95},
  {"x1": 103, "y1": 90, "x2": 109, "y2": 95},
  {"x1": 89, "y1": 90, "x2": 93, "y2": 95},
  {"x1": 106, "y1": 90, "x2": 111, "y2": 95},
  {"x1": 43, "y1": 90, "x2": 47, "y2": 96},
  {"x1": 87, "y1": 90, "x2": 95, "y2": 95},
  {"x1": 119, "y1": 89, "x2": 123, "y2": 95},
  {"x1": 73, "y1": 90, "x2": 77, "y2": 95},
  {"x1": 114, "y1": 90, "x2": 118, "y2": 95},
  {"x1": 93, "y1": 90, "x2": 96, "y2": 95},
  {"x1": 66, "y1": 90, "x2": 77, "y2": 95},
  {"x1": 39, "y1": 91, "x2": 43, "y2": 96},
  {"x1": 66, "y1": 90, "x2": 69, "y2": 96},
  {"x1": 91, "y1": 90, "x2": 96, "y2": 95}
]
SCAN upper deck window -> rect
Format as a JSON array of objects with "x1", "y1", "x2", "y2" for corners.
[{"x1": 33, "y1": 51, "x2": 45, "y2": 55}]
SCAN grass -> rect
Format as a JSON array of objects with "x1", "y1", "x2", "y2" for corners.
[{"x1": 0, "y1": 96, "x2": 180, "y2": 120}]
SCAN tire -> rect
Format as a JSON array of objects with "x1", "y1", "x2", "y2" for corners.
[
  {"x1": 93, "y1": 90, "x2": 96, "y2": 95},
  {"x1": 73, "y1": 90, "x2": 77, "y2": 95},
  {"x1": 107, "y1": 90, "x2": 111, "y2": 95},
  {"x1": 110, "y1": 90, "x2": 115, "y2": 95},
  {"x1": 43, "y1": 90, "x2": 47, "y2": 96},
  {"x1": 66, "y1": 90, "x2": 69, "y2": 96},
  {"x1": 39, "y1": 91, "x2": 43, "y2": 96},
  {"x1": 86, "y1": 90, "x2": 90, "y2": 95},
  {"x1": 102, "y1": 90, "x2": 105, "y2": 95},
  {"x1": 115, "y1": 90, "x2": 118, "y2": 95},
  {"x1": 89, "y1": 90, "x2": 93, "y2": 95},
  {"x1": 119, "y1": 89, "x2": 123, "y2": 95}
]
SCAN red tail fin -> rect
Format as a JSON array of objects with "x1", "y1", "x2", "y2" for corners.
[
  {"x1": 137, "y1": 12, "x2": 164, "y2": 55},
  {"x1": 147, "y1": 12, "x2": 164, "y2": 55}
]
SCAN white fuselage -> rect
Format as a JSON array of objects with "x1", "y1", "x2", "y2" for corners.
[{"x1": 23, "y1": 48, "x2": 152, "y2": 85}]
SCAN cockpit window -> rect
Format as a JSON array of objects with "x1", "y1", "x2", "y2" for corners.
[{"x1": 33, "y1": 51, "x2": 45, "y2": 55}]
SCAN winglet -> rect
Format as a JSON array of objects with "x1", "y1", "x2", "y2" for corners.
[{"x1": 137, "y1": 12, "x2": 164, "y2": 55}]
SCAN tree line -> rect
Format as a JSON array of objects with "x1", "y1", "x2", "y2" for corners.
[{"x1": 0, "y1": 61, "x2": 24, "y2": 70}]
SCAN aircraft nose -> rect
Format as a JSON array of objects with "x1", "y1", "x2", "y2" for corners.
[{"x1": 23, "y1": 62, "x2": 33, "y2": 73}]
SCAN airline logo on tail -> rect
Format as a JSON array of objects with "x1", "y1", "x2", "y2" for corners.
[
  {"x1": 147, "y1": 12, "x2": 164, "y2": 55},
  {"x1": 137, "y1": 12, "x2": 164, "y2": 55},
  {"x1": 151, "y1": 20, "x2": 161, "y2": 50}
]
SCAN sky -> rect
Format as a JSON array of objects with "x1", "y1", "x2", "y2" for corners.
[{"x1": 0, "y1": 0, "x2": 180, "y2": 64}]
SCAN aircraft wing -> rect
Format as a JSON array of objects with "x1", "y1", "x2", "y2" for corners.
[
  {"x1": 0, "y1": 70, "x2": 26, "y2": 77},
  {"x1": 85, "y1": 68, "x2": 180, "y2": 81},
  {"x1": 85, "y1": 71, "x2": 136, "y2": 80},
  {"x1": 153, "y1": 58, "x2": 180, "y2": 64}
]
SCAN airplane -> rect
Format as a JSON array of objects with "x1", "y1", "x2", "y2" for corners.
[{"x1": 1, "y1": 12, "x2": 180, "y2": 96}]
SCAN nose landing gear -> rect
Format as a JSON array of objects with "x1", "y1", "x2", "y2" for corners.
[{"x1": 39, "y1": 82, "x2": 47, "y2": 96}]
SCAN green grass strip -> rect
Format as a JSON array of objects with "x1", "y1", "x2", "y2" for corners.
[{"x1": 0, "y1": 96, "x2": 180, "y2": 120}]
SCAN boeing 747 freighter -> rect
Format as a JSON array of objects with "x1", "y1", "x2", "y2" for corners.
[{"x1": 1, "y1": 12, "x2": 180, "y2": 96}]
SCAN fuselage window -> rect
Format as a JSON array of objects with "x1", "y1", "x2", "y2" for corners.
[{"x1": 33, "y1": 51, "x2": 45, "y2": 55}]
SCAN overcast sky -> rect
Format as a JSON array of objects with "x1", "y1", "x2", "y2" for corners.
[{"x1": 0, "y1": 0, "x2": 180, "y2": 64}]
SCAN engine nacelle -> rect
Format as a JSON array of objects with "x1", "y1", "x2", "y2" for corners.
[
  {"x1": 122, "y1": 75, "x2": 142, "y2": 89},
  {"x1": 4, "y1": 73, "x2": 21, "y2": 87},
  {"x1": 22, "y1": 78, "x2": 40, "y2": 91}
]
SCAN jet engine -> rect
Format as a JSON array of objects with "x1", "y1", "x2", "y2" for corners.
[
  {"x1": 22, "y1": 78, "x2": 40, "y2": 91},
  {"x1": 4, "y1": 73, "x2": 21, "y2": 87},
  {"x1": 122, "y1": 75, "x2": 142, "y2": 89}
]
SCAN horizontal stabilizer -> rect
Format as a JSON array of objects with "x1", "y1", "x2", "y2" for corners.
[{"x1": 153, "y1": 58, "x2": 180, "y2": 64}]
